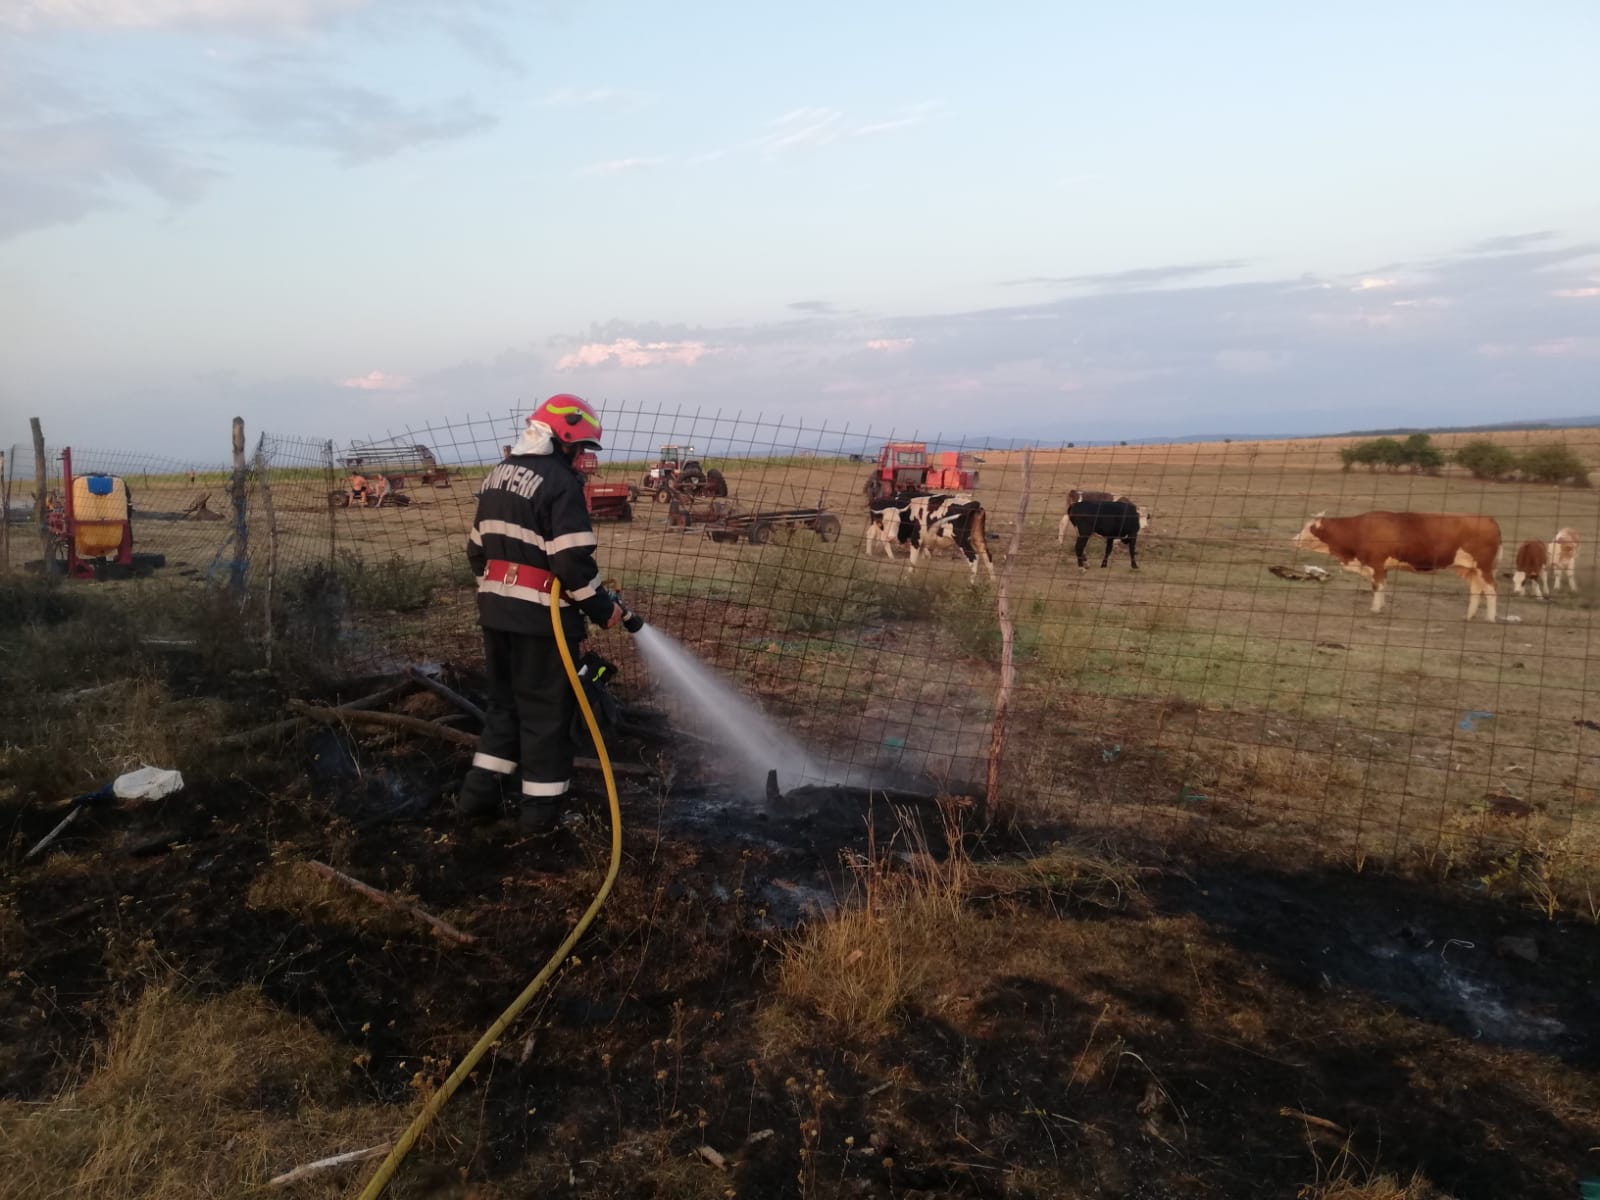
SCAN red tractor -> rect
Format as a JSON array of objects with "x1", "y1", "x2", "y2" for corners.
[
  {"x1": 574, "y1": 450, "x2": 637, "y2": 521},
  {"x1": 862, "y1": 442, "x2": 982, "y2": 502}
]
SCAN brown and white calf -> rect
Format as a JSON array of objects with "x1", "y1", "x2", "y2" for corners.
[
  {"x1": 1546, "y1": 527, "x2": 1580, "y2": 593},
  {"x1": 1513, "y1": 540, "x2": 1548, "y2": 598},
  {"x1": 1291, "y1": 510, "x2": 1502, "y2": 621}
]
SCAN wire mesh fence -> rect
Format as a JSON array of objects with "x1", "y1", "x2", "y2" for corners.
[
  {"x1": 10, "y1": 409, "x2": 1600, "y2": 894},
  {"x1": 2, "y1": 442, "x2": 240, "y2": 581}
]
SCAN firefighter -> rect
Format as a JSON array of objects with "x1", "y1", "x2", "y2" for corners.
[{"x1": 458, "y1": 394, "x2": 623, "y2": 830}]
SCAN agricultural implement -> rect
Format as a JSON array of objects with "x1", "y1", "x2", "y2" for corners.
[
  {"x1": 641, "y1": 445, "x2": 727, "y2": 502},
  {"x1": 341, "y1": 442, "x2": 451, "y2": 488},
  {"x1": 328, "y1": 479, "x2": 412, "y2": 509},
  {"x1": 669, "y1": 495, "x2": 841, "y2": 544},
  {"x1": 41, "y1": 448, "x2": 166, "y2": 580},
  {"x1": 574, "y1": 450, "x2": 637, "y2": 522}
]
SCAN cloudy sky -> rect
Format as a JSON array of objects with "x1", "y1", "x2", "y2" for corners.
[{"x1": 2, "y1": 0, "x2": 1598, "y2": 460}]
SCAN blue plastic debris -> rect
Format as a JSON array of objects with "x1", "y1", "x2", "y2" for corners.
[{"x1": 1458, "y1": 710, "x2": 1497, "y2": 732}]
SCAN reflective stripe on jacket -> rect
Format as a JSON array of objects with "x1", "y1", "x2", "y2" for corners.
[{"x1": 467, "y1": 452, "x2": 616, "y2": 637}]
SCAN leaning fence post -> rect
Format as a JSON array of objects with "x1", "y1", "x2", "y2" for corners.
[
  {"x1": 254, "y1": 444, "x2": 279, "y2": 668},
  {"x1": 30, "y1": 416, "x2": 48, "y2": 566},
  {"x1": 986, "y1": 444, "x2": 1031, "y2": 819},
  {"x1": 0, "y1": 448, "x2": 9, "y2": 574},
  {"x1": 229, "y1": 417, "x2": 248, "y2": 600}
]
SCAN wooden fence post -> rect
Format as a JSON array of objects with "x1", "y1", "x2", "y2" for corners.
[
  {"x1": 986, "y1": 445, "x2": 1032, "y2": 819},
  {"x1": 229, "y1": 417, "x2": 248, "y2": 600},
  {"x1": 30, "y1": 417, "x2": 48, "y2": 566}
]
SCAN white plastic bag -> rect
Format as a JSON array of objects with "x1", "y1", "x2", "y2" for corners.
[{"x1": 113, "y1": 766, "x2": 185, "y2": 803}]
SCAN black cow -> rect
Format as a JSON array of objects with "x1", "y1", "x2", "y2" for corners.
[{"x1": 1065, "y1": 499, "x2": 1150, "y2": 570}]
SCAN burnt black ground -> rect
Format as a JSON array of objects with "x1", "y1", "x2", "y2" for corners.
[{"x1": 5, "y1": 679, "x2": 1600, "y2": 1199}]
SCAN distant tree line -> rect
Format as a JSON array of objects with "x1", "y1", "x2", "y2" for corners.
[{"x1": 1339, "y1": 433, "x2": 1590, "y2": 485}]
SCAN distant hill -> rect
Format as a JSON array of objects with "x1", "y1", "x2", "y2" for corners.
[
  {"x1": 1328, "y1": 417, "x2": 1600, "y2": 438},
  {"x1": 1125, "y1": 415, "x2": 1600, "y2": 449}
]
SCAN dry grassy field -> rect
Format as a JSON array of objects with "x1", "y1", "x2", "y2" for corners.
[
  {"x1": 10, "y1": 427, "x2": 1600, "y2": 894},
  {"x1": 4, "y1": 426, "x2": 1600, "y2": 1199}
]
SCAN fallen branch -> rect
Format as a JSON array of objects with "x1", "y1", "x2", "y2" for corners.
[
  {"x1": 218, "y1": 678, "x2": 415, "y2": 749},
  {"x1": 23, "y1": 806, "x2": 85, "y2": 863},
  {"x1": 289, "y1": 701, "x2": 651, "y2": 777},
  {"x1": 407, "y1": 667, "x2": 486, "y2": 723},
  {"x1": 1277, "y1": 1107, "x2": 1345, "y2": 1135},
  {"x1": 305, "y1": 860, "x2": 477, "y2": 946},
  {"x1": 268, "y1": 1143, "x2": 393, "y2": 1187},
  {"x1": 293, "y1": 699, "x2": 477, "y2": 748}
]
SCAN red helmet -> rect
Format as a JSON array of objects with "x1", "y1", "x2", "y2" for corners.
[{"x1": 532, "y1": 393, "x2": 604, "y2": 448}]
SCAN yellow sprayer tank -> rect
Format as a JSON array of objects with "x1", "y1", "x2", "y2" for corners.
[{"x1": 71, "y1": 475, "x2": 130, "y2": 558}]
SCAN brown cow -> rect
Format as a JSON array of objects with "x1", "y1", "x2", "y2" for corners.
[
  {"x1": 1547, "y1": 527, "x2": 1580, "y2": 593},
  {"x1": 1291, "y1": 510, "x2": 1502, "y2": 621},
  {"x1": 1513, "y1": 540, "x2": 1548, "y2": 598}
]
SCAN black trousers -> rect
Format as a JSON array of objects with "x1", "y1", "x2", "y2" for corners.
[{"x1": 472, "y1": 628, "x2": 577, "y2": 799}]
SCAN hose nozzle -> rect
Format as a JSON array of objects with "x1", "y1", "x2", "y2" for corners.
[
  {"x1": 614, "y1": 598, "x2": 645, "y2": 634},
  {"x1": 605, "y1": 580, "x2": 646, "y2": 633}
]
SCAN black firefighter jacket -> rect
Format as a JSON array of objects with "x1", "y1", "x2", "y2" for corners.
[{"x1": 467, "y1": 451, "x2": 617, "y2": 641}]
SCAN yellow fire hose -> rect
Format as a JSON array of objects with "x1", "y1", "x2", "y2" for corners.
[{"x1": 356, "y1": 578, "x2": 623, "y2": 1200}]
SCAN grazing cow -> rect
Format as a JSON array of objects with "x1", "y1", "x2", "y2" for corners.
[
  {"x1": 1064, "y1": 499, "x2": 1149, "y2": 569},
  {"x1": 1547, "y1": 527, "x2": 1580, "y2": 593},
  {"x1": 902, "y1": 493, "x2": 994, "y2": 580},
  {"x1": 1513, "y1": 540, "x2": 1548, "y2": 598},
  {"x1": 1291, "y1": 510, "x2": 1502, "y2": 621}
]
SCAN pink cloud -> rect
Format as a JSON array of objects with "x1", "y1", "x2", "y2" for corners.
[
  {"x1": 1553, "y1": 286, "x2": 1600, "y2": 298},
  {"x1": 557, "y1": 339, "x2": 709, "y2": 370},
  {"x1": 339, "y1": 370, "x2": 412, "y2": 391},
  {"x1": 865, "y1": 337, "x2": 914, "y2": 353}
]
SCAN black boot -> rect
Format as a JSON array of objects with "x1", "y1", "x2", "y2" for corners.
[
  {"x1": 457, "y1": 769, "x2": 511, "y2": 820},
  {"x1": 518, "y1": 798, "x2": 561, "y2": 834}
]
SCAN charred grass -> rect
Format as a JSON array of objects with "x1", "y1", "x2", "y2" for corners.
[{"x1": 5, "y1": 570, "x2": 1600, "y2": 1197}]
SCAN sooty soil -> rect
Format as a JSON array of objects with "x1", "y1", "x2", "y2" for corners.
[{"x1": 4, "y1": 668, "x2": 1599, "y2": 1199}]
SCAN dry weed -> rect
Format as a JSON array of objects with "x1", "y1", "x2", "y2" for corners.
[
  {"x1": 1299, "y1": 1173, "x2": 1448, "y2": 1199},
  {"x1": 773, "y1": 807, "x2": 1133, "y2": 1039},
  {"x1": 0, "y1": 985, "x2": 397, "y2": 1200}
]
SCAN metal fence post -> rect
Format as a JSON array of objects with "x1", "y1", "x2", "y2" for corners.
[
  {"x1": 325, "y1": 438, "x2": 338, "y2": 568},
  {"x1": 230, "y1": 417, "x2": 248, "y2": 600},
  {"x1": 30, "y1": 417, "x2": 48, "y2": 567},
  {"x1": 254, "y1": 441, "x2": 279, "y2": 667}
]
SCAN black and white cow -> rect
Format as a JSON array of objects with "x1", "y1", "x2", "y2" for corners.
[
  {"x1": 1064, "y1": 498, "x2": 1149, "y2": 570},
  {"x1": 1057, "y1": 490, "x2": 1128, "y2": 544},
  {"x1": 864, "y1": 492, "x2": 921, "y2": 561},
  {"x1": 905, "y1": 493, "x2": 994, "y2": 580}
]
